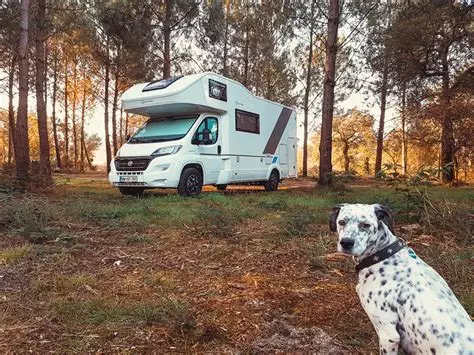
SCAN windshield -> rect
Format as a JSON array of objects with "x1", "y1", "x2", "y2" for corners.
[{"x1": 129, "y1": 116, "x2": 198, "y2": 143}]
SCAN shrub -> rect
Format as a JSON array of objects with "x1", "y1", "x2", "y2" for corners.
[
  {"x1": 280, "y1": 210, "x2": 320, "y2": 238},
  {"x1": 191, "y1": 204, "x2": 243, "y2": 238}
]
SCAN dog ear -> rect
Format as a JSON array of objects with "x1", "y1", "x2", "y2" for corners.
[
  {"x1": 329, "y1": 205, "x2": 344, "y2": 232},
  {"x1": 373, "y1": 204, "x2": 394, "y2": 233}
]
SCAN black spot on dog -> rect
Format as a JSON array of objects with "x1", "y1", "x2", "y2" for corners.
[
  {"x1": 381, "y1": 280, "x2": 387, "y2": 286},
  {"x1": 430, "y1": 348, "x2": 436, "y2": 354}
]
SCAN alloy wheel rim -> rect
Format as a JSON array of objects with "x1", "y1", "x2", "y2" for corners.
[{"x1": 187, "y1": 174, "x2": 200, "y2": 194}]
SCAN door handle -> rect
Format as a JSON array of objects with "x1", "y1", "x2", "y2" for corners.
[{"x1": 218, "y1": 145, "x2": 222, "y2": 155}]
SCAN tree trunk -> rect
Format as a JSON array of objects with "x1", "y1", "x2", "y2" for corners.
[
  {"x1": 119, "y1": 105, "x2": 123, "y2": 145},
  {"x1": 83, "y1": 138, "x2": 93, "y2": 170},
  {"x1": 243, "y1": 26, "x2": 250, "y2": 87},
  {"x1": 318, "y1": 0, "x2": 339, "y2": 186},
  {"x1": 124, "y1": 112, "x2": 129, "y2": 140},
  {"x1": 163, "y1": 0, "x2": 172, "y2": 78},
  {"x1": 8, "y1": 56, "x2": 16, "y2": 166},
  {"x1": 72, "y1": 61, "x2": 78, "y2": 168},
  {"x1": 401, "y1": 82, "x2": 407, "y2": 175},
  {"x1": 15, "y1": 0, "x2": 31, "y2": 182},
  {"x1": 64, "y1": 59, "x2": 69, "y2": 168},
  {"x1": 343, "y1": 141, "x2": 350, "y2": 173},
  {"x1": 104, "y1": 36, "x2": 112, "y2": 173},
  {"x1": 440, "y1": 48, "x2": 454, "y2": 183},
  {"x1": 80, "y1": 71, "x2": 86, "y2": 172},
  {"x1": 52, "y1": 54, "x2": 61, "y2": 168},
  {"x1": 35, "y1": 0, "x2": 52, "y2": 182},
  {"x1": 112, "y1": 71, "x2": 119, "y2": 155},
  {"x1": 374, "y1": 57, "x2": 388, "y2": 177},
  {"x1": 222, "y1": 6, "x2": 229, "y2": 76},
  {"x1": 302, "y1": 0, "x2": 316, "y2": 177}
]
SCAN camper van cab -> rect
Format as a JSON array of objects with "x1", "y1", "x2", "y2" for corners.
[{"x1": 109, "y1": 72, "x2": 297, "y2": 196}]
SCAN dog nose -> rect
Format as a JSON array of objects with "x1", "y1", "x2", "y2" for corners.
[{"x1": 340, "y1": 238, "x2": 355, "y2": 249}]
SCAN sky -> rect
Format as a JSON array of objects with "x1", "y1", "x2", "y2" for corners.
[{"x1": 0, "y1": 80, "x2": 396, "y2": 166}]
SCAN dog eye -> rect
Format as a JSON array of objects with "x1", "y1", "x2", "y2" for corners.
[
  {"x1": 360, "y1": 223, "x2": 371, "y2": 229},
  {"x1": 338, "y1": 220, "x2": 346, "y2": 226}
]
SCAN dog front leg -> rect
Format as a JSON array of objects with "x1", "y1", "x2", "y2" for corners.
[{"x1": 376, "y1": 327, "x2": 400, "y2": 355}]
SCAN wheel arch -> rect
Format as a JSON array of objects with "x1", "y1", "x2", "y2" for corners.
[
  {"x1": 266, "y1": 165, "x2": 282, "y2": 181},
  {"x1": 180, "y1": 162, "x2": 205, "y2": 181}
]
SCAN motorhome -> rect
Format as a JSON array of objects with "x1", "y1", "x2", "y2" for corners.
[{"x1": 109, "y1": 72, "x2": 297, "y2": 196}]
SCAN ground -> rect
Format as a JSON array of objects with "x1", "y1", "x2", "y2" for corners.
[{"x1": 0, "y1": 176, "x2": 472, "y2": 353}]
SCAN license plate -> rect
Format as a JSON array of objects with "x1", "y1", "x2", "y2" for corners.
[{"x1": 119, "y1": 176, "x2": 138, "y2": 183}]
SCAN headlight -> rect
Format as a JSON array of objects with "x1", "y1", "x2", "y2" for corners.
[{"x1": 151, "y1": 145, "x2": 182, "y2": 157}]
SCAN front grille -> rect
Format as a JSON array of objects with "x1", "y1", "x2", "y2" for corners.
[{"x1": 115, "y1": 157, "x2": 151, "y2": 171}]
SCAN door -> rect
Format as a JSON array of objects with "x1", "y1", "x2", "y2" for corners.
[
  {"x1": 192, "y1": 116, "x2": 222, "y2": 184},
  {"x1": 288, "y1": 137, "x2": 296, "y2": 177}
]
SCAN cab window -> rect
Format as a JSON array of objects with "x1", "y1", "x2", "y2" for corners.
[{"x1": 192, "y1": 117, "x2": 218, "y2": 145}]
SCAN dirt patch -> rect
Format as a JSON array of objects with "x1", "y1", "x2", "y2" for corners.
[{"x1": 251, "y1": 316, "x2": 344, "y2": 353}]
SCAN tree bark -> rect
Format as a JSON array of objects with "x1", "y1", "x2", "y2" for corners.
[
  {"x1": 80, "y1": 71, "x2": 86, "y2": 172},
  {"x1": 302, "y1": 0, "x2": 316, "y2": 177},
  {"x1": 35, "y1": 0, "x2": 52, "y2": 182},
  {"x1": 318, "y1": 0, "x2": 339, "y2": 186},
  {"x1": 343, "y1": 141, "x2": 350, "y2": 173},
  {"x1": 440, "y1": 48, "x2": 454, "y2": 183},
  {"x1": 104, "y1": 36, "x2": 112, "y2": 173},
  {"x1": 163, "y1": 0, "x2": 172, "y2": 78},
  {"x1": 401, "y1": 82, "x2": 407, "y2": 175},
  {"x1": 119, "y1": 105, "x2": 123, "y2": 145},
  {"x1": 64, "y1": 59, "x2": 69, "y2": 168},
  {"x1": 243, "y1": 25, "x2": 250, "y2": 87},
  {"x1": 374, "y1": 57, "x2": 388, "y2": 176},
  {"x1": 112, "y1": 71, "x2": 119, "y2": 155},
  {"x1": 52, "y1": 54, "x2": 61, "y2": 168},
  {"x1": 222, "y1": 5, "x2": 229, "y2": 76},
  {"x1": 72, "y1": 61, "x2": 78, "y2": 168},
  {"x1": 124, "y1": 112, "x2": 129, "y2": 140},
  {"x1": 8, "y1": 56, "x2": 16, "y2": 166},
  {"x1": 15, "y1": 0, "x2": 31, "y2": 182}
]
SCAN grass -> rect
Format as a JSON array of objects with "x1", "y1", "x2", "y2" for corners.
[
  {"x1": 126, "y1": 235, "x2": 153, "y2": 244},
  {"x1": 1, "y1": 176, "x2": 473, "y2": 353},
  {"x1": 52, "y1": 298, "x2": 193, "y2": 328},
  {"x1": 0, "y1": 245, "x2": 31, "y2": 264}
]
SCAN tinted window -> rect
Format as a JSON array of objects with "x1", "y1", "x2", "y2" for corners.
[
  {"x1": 209, "y1": 79, "x2": 227, "y2": 101},
  {"x1": 193, "y1": 117, "x2": 218, "y2": 145},
  {"x1": 236, "y1": 109, "x2": 259, "y2": 134},
  {"x1": 130, "y1": 116, "x2": 197, "y2": 143}
]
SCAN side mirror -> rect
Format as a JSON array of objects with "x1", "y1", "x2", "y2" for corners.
[
  {"x1": 192, "y1": 132, "x2": 212, "y2": 145},
  {"x1": 126, "y1": 134, "x2": 131, "y2": 141}
]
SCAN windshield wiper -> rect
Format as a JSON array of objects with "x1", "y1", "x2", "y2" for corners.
[{"x1": 129, "y1": 137, "x2": 148, "y2": 143}]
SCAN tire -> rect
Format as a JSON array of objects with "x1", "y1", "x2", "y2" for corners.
[
  {"x1": 119, "y1": 187, "x2": 144, "y2": 196},
  {"x1": 178, "y1": 167, "x2": 203, "y2": 197},
  {"x1": 216, "y1": 184, "x2": 227, "y2": 191},
  {"x1": 264, "y1": 170, "x2": 279, "y2": 191}
]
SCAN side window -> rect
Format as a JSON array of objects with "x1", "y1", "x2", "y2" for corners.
[
  {"x1": 193, "y1": 117, "x2": 218, "y2": 145},
  {"x1": 235, "y1": 109, "x2": 259, "y2": 134}
]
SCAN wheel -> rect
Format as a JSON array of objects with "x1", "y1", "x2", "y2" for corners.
[
  {"x1": 216, "y1": 184, "x2": 227, "y2": 191},
  {"x1": 178, "y1": 168, "x2": 203, "y2": 197},
  {"x1": 264, "y1": 170, "x2": 279, "y2": 191},
  {"x1": 119, "y1": 187, "x2": 144, "y2": 196}
]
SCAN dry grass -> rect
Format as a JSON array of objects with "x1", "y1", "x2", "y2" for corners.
[{"x1": 0, "y1": 176, "x2": 472, "y2": 352}]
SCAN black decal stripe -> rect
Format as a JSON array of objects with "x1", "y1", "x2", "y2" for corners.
[{"x1": 263, "y1": 107, "x2": 293, "y2": 154}]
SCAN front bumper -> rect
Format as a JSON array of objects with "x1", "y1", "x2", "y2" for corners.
[{"x1": 108, "y1": 156, "x2": 180, "y2": 188}]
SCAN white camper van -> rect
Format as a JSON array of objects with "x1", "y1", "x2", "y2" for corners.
[{"x1": 109, "y1": 72, "x2": 297, "y2": 196}]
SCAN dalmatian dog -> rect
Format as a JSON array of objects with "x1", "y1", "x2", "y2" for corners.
[{"x1": 330, "y1": 203, "x2": 474, "y2": 354}]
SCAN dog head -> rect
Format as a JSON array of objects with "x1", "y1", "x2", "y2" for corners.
[{"x1": 329, "y1": 204, "x2": 394, "y2": 256}]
